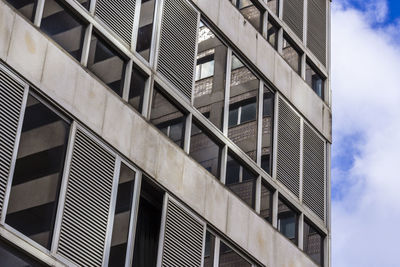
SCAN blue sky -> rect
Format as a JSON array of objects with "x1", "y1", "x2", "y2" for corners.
[{"x1": 331, "y1": 0, "x2": 400, "y2": 266}]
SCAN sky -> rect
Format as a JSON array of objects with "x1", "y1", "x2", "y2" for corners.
[{"x1": 331, "y1": 0, "x2": 400, "y2": 266}]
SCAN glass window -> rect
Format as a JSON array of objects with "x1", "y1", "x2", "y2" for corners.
[
  {"x1": 76, "y1": 0, "x2": 90, "y2": 10},
  {"x1": 267, "y1": 19, "x2": 279, "y2": 50},
  {"x1": 189, "y1": 122, "x2": 222, "y2": 178},
  {"x1": 219, "y1": 241, "x2": 251, "y2": 267},
  {"x1": 6, "y1": 93, "x2": 70, "y2": 250},
  {"x1": 203, "y1": 231, "x2": 215, "y2": 267},
  {"x1": 304, "y1": 221, "x2": 324, "y2": 266},
  {"x1": 282, "y1": 36, "x2": 301, "y2": 74},
  {"x1": 0, "y1": 238, "x2": 46, "y2": 266},
  {"x1": 88, "y1": 33, "x2": 126, "y2": 96},
  {"x1": 150, "y1": 87, "x2": 186, "y2": 148},
  {"x1": 278, "y1": 198, "x2": 298, "y2": 245},
  {"x1": 194, "y1": 21, "x2": 227, "y2": 130},
  {"x1": 232, "y1": 0, "x2": 262, "y2": 32},
  {"x1": 267, "y1": 0, "x2": 279, "y2": 15},
  {"x1": 108, "y1": 163, "x2": 136, "y2": 267},
  {"x1": 260, "y1": 182, "x2": 273, "y2": 223},
  {"x1": 128, "y1": 67, "x2": 147, "y2": 113},
  {"x1": 132, "y1": 176, "x2": 164, "y2": 267},
  {"x1": 6, "y1": 0, "x2": 37, "y2": 21},
  {"x1": 225, "y1": 153, "x2": 257, "y2": 208},
  {"x1": 228, "y1": 55, "x2": 259, "y2": 162},
  {"x1": 261, "y1": 86, "x2": 274, "y2": 174},
  {"x1": 41, "y1": 0, "x2": 86, "y2": 61},
  {"x1": 306, "y1": 62, "x2": 325, "y2": 99},
  {"x1": 136, "y1": 0, "x2": 156, "y2": 61}
]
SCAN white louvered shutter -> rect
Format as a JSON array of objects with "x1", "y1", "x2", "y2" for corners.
[
  {"x1": 160, "y1": 197, "x2": 205, "y2": 267},
  {"x1": 283, "y1": 0, "x2": 304, "y2": 40},
  {"x1": 307, "y1": 0, "x2": 327, "y2": 66},
  {"x1": 95, "y1": 0, "x2": 137, "y2": 46},
  {"x1": 276, "y1": 97, "x2": 301, "y2": 197},
  {"x1": 57, "y1": 128, "x2": 116, "y2": 267},
  {"x1": 302, "y1": 123, "x2": 325, "y2": 221},
  {"x1": 0, "y1": 65, "x2": 26, "y2": 215},
  {"x1": 157, "y1": 0, "x2": 199, "y2": 100}
]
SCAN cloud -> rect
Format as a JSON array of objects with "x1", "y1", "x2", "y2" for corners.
[{"x1": 332, "y1": 1, "x2": 400, "y2": 267}]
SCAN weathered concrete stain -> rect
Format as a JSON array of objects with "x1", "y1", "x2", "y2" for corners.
[{"x1": 24, "y1": 32, "x2": 35, "y2": 54}]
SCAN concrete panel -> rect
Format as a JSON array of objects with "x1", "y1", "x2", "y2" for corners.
[
  {"x1": 323, "y1": 104, "x2": 332, "y2": 142},
  {"x1": 307, "y1": 89, "x2": 324, "y2": 131},
  {"x1": 182, "y1": 157, "x2": 207, "y2": 216},
  {"x1": 204, "y1": 178, "x2": 228, "y2": 232},
  {"x1": 237, "y1": 15, "x2": 257, "y2": 64},
  {"x1": 256, "y1": 36, "x2": 275, "y2": 82},
  {"x1": 0, "y1": 2, "x2": 15, "y2": 60},
  {"x1": 193, "y1": 0, "x2": 220, "y2": 23},
  {"x1": 102, "y1": 94, "x2": 133, "y2": 157},
  {"x1": 41, "y1": 42, "x2": 79, "y2": 112},
  {"x1": 217, "y1": 0, "x2": 240, "y2": 44},
  {"x1": 290, "y1": 71, "x2": 309, "y2": 114},
  {"x1": 7, "y1": 15, "x2": 48, "y2": 85},
  {"x1": 274, "y1": 55, "x2": 291, "y2": 98},
  {"x1": 73, "y1": 72, "x2": 107, "y2": 134},
  {"x1": 226, "y1": 194, "x2": 250, "y2": 249}
]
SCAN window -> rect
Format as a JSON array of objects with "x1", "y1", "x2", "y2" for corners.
[
  {"x1": 41, "y1": 0, "x2": 86, "y2": 61},
  {"x1": 225, "y1": 153, "x2": 257, "y2": 208},
  {"x1": 260, "y1": 182, "x2": 273, "y2": 223},
  {"x1": 267, "y1": 19, "x2": 279, "y2": 50},
  {"x1": 304, "y1": 221, "x2": 324, "y2": 266},
  {"x1": 261, "y1": 86, "x2": 274, "y2": 174},
  {"x1": 282, "y1": 36, "x2": 301, "y2": 74},
  {"x1": 232, "y1": 0, "x2": 262, "y2": 32},
  {"x1": 136, "y1": 0, "x2": 156, "y2": 61},
  {"x1": 128, "y1": 66, "x2": 147, "y2": 113},
  {"x1": 150, "y1": 87, "x2": 186, "y2": 148},
  {"x1": 194, "y1": 21, "x2": 227, "y2": 130},
  {"x1": 6, "y1": 0, "x2": 37, "y2": 21},
  {"x1": 87, "y1": 33, "x2": 127, "y2": 96},
  {"x1": 267, "y1": 0, "x2": 279, "y2": 15},
  {"x1": 76, "y1": 0, "x2": 90, "y2": 10},
  {"x1": 108, "y1": 163, "x2": 136, "y2": 267},
  {"x1": 228, "y1": 55, "x2": 259, "y2": 162},
  {"x1": 189, "y1": 121, "x2": 222, "y2": 178},
  {"x1": 306, "y1": 61, "x2": 325, "y2": 99},
  {"x1": 6, "y1": 93, "x2": 70, "y2": 250},
  {"x1": 132, "y1": 176, "x2": 164, "y2": 267},
  {"x1": 219, "y1": 241, "x2": 252, "y2": 267},
  {"x1": 0, "y1": 238, "x2": 46, "y2": 266},
  {"x1": 278, "y1": 198, "x2": 298, "y2": 245},
  {"x1": 203, "y1": 231, "x2": 215, "y2": 267}
]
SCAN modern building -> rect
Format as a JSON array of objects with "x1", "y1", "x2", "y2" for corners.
[{"x1": 0, "y1": 0, "x2": 331, "y2": 266}]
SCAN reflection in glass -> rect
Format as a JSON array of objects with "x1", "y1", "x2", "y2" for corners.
[
  {"x1": 150, "y1": 87, "x2": 186, "y2": 147},
  {"x1": 278, "y1": 198, "x2": 298, "y2": 245},
  {"x1": 219, "y1": 241, "x2": 251, "y2": 267},
  {"x1": 109, "y1": 164, "x2": 135, "y2": 267},
  {"x1": 6, "y1": 94, "x2": 70, "y2": 250},
  {"x1": 41, "y1": 0, "x2": 86, "y2": 61},
  {"x1": 6, "y1": 0, "x2": 37, "y2": 21},
  {"x1": 203, "y1": 231, "x2": 215, "y2": 267},
  {"x1": 228, "y1": 55, "x2": 259, "y2": 162},
  {"x1": 306, "y1": 62, "x2": 324, "y2": 99},
  {"x1": 261, "y1": 86, "x2": 274, "y2": 174},
  {"x1": 76, "y1": 0, "x2": 90, "y2": 10},
  {"x1": 260, "y1": 183, "x2": 273, "y2": 223},
  {"x1": 0, "y1": 238, "x2": 46, "y2": 266},
  {"x1": 88, "y1": 33, "x2": 126, "y2": 96},
  {"x1": 232, "y1": 0, "x2": 262, "y2": 32},
  {"x1": 194, "y1": 21, "x2": 227, "y2": 130},
  {"x1": 267, "y1": 19, "x2": 279, "y2": 50},
  {"x1": 282, "y1": 36, "x2": 301, "y2": 74},
  {"x1": 267, "y1": 0, "x2": 279, "y2": 15},
  {"x1": 189, "y1": 122, "x2": 222, "y2": 178},
  {"x1": 304, "y1": 221, "x2": 324, "y2": 266},
  {"x1": 136, "y1": 0, "x2": 156, "y2": 61},
  {"x1": 128, "y1": 67, "x2": 147, "y2": 113}
]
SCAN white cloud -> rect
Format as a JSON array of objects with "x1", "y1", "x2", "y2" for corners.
[{"x1": 332, "y1": 2, "x2": 400, "y2": 267}]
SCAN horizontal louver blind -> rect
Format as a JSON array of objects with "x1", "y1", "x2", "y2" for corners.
[
  {"x1": 307, "y1": 0, "x2": 327, "y2": 66},
  {"x1": 276, "y1": 97, "x2": 301, "y2": 197},
  {"x1": 95, "y1": 0, "x2": 136, "y2": 46},
  {"x1": 0, "y1": 66, "x2": 25, "y2": 214},
  {"x1": 162, "y1": 199, "x2": 205, "y2": 267},
  {"x1": 283, "y1": 0, "x2": 304, "y2": 40},
  {"x1": 302, "y1": 123, "x2": 325, "y2": 221},
  {"x1": 157, "y1": 0, "x2": 198, "y2": 100},
  {"x1": 57, "y1": 129, "x2": 116, "y2": 267}
]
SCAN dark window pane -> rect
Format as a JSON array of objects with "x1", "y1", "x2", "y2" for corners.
[
  {"x1": 150, "y1": 88, "x2": 186, "y2": 147},
  {"x1": 189, "y1": 122, "x2": 222, "y2": 178},
  {"x1": 76, "y1": 0, "x2": 89, "y2": 10},
  {"x1": 267, "y1": 20, "x2": 278, "y2": 50},
  {"x1": 306, "y1": 62, "x2": 324, "y2": 99},
  {"x1": 194, "y1": 21, "x2": 227, "y2": 130},
  {"x1": 88, "y1": 33, "x2": 126, "y2": 96},
  {"x1": 261, "y1": 86, "x2": 274, "y2": 174},
  {"x1": 232, "y1": 0, "x2": 261, "y2": 32},
  {"x1": 128, "y1": 67, "x2": 147, "y2": 112},
  {"x1": 278, "y1": 198, "x2": 298, "y2": 245},
  {"x1": 219, "y1": 241, "x2": 251, "y2": 267},
  {"x1": 304, "y1": 221, "x2": 324, "y2": 266},
  {"x1": 228, "y1": 55, "x2": 258, "y2": 162},
  {"x1": 260, "y1": 183, "x2": 273, "y2": 223},
  {"x1": 225, "y1": 154, "x2": 257, "y2": 208},
  {"x1": 132, "y1": 176, "x2": 164, "y2": 267},
  {"x1": 6, "y1": 0, "x2": 36, "y2": 21},
  {"x1": 282, "y1": 36, "x2": 301, "y2": 74},
  {"x1": 228, "y1": 107, "x2": 238, "y2": 127},
  {"x1": 267, "y1": 0, "x2": 279, "y2": 15},
  {"x1": 0, "y1": 238, "x2": 46, "y2": 266},
  {"x1": 136, "y1": 0, "x2": 156, "y2": 61},
  {"x1": 6, "y1": 94, "x2": 70, "y2": 250},
  {"x1": 203, "y1": 231, "x2": 215, "y2": 267},
  {"x1": 109, "y1": 164, "x2": 136, "y2": 267},
  {"x1": 41, "y1": 0, "x2": 86, "y2": 61}
]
